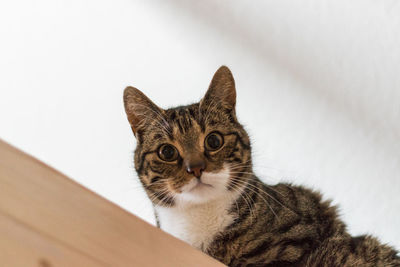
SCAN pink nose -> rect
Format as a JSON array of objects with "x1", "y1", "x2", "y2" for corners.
[
  {"x1": 187, "y1": 166, "x2": 204, "y2": 178},
  {"x1": 186, "y1": 161, "x2": 205, "y2": 178}
]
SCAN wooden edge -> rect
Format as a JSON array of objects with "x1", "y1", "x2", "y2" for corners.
[{"x1": 0, "y1": 139, "x2": 225, "y2": 267}]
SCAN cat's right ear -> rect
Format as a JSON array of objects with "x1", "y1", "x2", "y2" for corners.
[{"x1": 123, "y1": 86, "x2": 163, "y2": 136}]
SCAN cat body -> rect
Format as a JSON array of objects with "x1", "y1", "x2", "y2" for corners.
[{"x1": 123, "y1": 66, "x2": 399, "y2": 266}]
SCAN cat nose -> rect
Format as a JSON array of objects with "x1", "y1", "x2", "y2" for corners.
[{"x1": 185, "y1": 160, "x2": 205, "y2": 178}]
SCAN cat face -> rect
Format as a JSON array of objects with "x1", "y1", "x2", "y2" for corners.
[{"x1": 124, "y1": 66, "x2": 251, "y2": 207}]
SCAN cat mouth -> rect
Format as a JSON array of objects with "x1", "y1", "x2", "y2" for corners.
[{"x1": 188, "y1": 180, "x2": 213, "y2": 192}]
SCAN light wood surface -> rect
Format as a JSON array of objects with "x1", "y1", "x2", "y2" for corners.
[{"x1": 0, "y1": 140, "x2": 225, "y2": 267}]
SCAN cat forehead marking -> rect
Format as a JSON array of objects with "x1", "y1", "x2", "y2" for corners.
[{"x1": 170, "y1": 113, "x2": 204, "y2": 153}]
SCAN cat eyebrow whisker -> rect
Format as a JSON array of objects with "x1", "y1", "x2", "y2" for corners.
[
  {"x1": 133, "y1": 104, "x2": 172, "y2": 135},
  {"x1": 134, "y1": 111, "x2": 172, "y2": 137},
  {"x1": 201, "y1": 97, "x2": 214, "y2": 122},
  {"x1": 132, "y1": 103, "x2": 171, "y2": 129},
  {"x1": 201, "y1": 96, "x2": 220, "y2": 125}
]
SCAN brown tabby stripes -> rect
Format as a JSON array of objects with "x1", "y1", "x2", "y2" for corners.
[{"x1": 123, "y1": 66, "x2": 399, "y2": 266}]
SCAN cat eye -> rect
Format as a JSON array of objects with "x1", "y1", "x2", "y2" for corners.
[
  {"x1": 158, "y1": 144, "x2": 179, "y2": 162},
  {"x1": 205, "y1": 132, "x2": 224, "y2": 151}
]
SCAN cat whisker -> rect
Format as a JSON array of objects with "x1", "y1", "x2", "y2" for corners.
[
  {"x1": 145, "y1": 179, "x2": 168, "y2": 187},
  {"x1": 230, "y1": 176, "x2": 297, "y2": 216},
  {"x1": 229, "y1": 171, "x2": 256, "y2": 176},
  {"x1": 228, "y1": 159, "x2": 253, "y2": 166},
  {"x1": 159, "y1": 191, "x2": 176, "y2": 208},
  {"x1": 228, "y1": 163, "x2": 253, "y2": 170},
  {"x1": 228, "y1": 165, "x2": 253, "y2": 171},
  {"x1": 227, "y1": 181, "x2": 256, "y2": 223},
  {"x1": 229, "y1": 178, "x2": 279, "y2": 220},
  {"x1": 147, "y1": 188, "x2": 171, "y2": 205},
  {"x1": 231, "y1": 193, "x2": 241, "y2": 218},
  {"x1": 251, "y1": 179, "x2": 285, "y2": 198},
  {"x1": 147, "y1": 189, "x2": 169, "y2": 201}
]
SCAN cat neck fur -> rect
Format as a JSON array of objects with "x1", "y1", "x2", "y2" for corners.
[{"x1": 155, "y1": 187, "x2": 241, "y2": 251}]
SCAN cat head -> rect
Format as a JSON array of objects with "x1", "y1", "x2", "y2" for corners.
[{"x1": 124, "y1": 66, "x2": 252, "y2": 207}]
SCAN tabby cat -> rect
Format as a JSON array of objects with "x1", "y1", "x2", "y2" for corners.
[{"x1": 123, "y1": 66, "x2": 399, "y2": 266}]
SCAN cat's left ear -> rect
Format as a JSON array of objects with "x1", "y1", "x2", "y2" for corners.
[{"x1": 200, "y1": 66, "x2": 236, "y2": 112}]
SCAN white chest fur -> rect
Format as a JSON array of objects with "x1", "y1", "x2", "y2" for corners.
[{"x1": 156, "y1": 197, "x2": 236, "y2": 251}]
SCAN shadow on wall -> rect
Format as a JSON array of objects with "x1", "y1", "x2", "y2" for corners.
[{"x1": 165, "y1": 0, "x2": 400, "y2": 144}]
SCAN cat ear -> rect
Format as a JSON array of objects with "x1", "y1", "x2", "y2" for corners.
[
  {"x1": 201, "y1": 66, "x2": 236, "y2": 112},
  {"x1": 123, "y1": 86, "x2": 164, "y2": 135}
]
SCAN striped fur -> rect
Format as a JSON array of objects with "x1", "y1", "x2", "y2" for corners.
[{"x1": 123, "y1": 66, "x2": 399, "y2": 266}]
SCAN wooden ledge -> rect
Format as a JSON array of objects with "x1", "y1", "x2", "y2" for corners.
[{"x1": 0, "y1": 140, "x2": 224, "y2": 267}]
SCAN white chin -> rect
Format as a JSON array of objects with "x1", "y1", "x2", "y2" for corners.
[
  {"x1": 177, "y1": 167, "x2": 231, "y2": 205},
  {"x1": 179, "y1": 185, "x2": 220, "y2": 204}
]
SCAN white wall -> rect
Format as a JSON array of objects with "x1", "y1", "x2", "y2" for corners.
[{"x1": 1, "y1": 0, "x2": 399, "y2": 249}]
